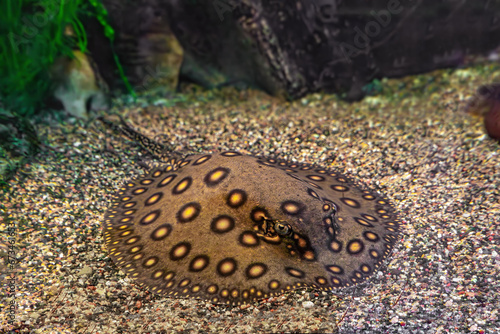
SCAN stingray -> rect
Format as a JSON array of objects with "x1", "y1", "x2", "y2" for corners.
[{"x1": 101, "y1": 117, "x2": 401, "y2": 304}]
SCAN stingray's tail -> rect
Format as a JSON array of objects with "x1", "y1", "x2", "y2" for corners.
[{"x1": 98, "y1": 115, "x2": 177, "y2": 162}]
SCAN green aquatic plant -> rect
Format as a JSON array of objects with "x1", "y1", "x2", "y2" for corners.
[
  {"x1": 0, "y1": 0, "x2": 87, "y2": 180},
  {"x1": 0, "y1": 0, "x2": 87, "y2": 116},
  {"x1": 0, "y1": 0, "x2": 135, "y2": 116},
  {"x1": 82, "y1": 0, "x2": 136, "y2": 99},
  {"x1": 0, "y1": 0, "x2": 135, "y2": 180}
]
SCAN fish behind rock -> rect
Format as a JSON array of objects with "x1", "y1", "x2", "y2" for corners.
[{"x1": 466, "y1": 83, "x2": 500, "y2": 140}]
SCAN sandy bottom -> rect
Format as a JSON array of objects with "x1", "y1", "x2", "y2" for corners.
[{"x1": 1, "y1": 63, "x2": 499, "y2": 333}]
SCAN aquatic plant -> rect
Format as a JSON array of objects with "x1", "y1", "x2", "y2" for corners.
[
  {"x1": 0, "y1": 0, "x2": 86, "y2": 181},
  {"x1": 0, "y1": 0, "x2": 87, "y2": 116},
  {"x1": 0, "y1": 0, "x2": 131, "y2": 181}
]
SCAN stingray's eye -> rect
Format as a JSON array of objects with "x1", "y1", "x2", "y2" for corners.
[{"x1": 274, "y1": 222, "x2": 292, "y2": 237}]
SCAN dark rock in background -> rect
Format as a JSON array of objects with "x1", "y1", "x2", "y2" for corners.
[
  {"x1": 83, "y1": 0, "x2": 182, "y2": 92},
  {"x1": 85, "y1": 0, "x2": 500, "y2": 100}
]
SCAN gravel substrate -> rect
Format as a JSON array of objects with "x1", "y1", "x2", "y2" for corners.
[{"x1": 1, "y1": 63, "x2": 499, "y2": 333}]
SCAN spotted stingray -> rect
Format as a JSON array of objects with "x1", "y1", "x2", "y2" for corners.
[{"x1": 102, "y1": 118, "x2": 401, "y2": 304}]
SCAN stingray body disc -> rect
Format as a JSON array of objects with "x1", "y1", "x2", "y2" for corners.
[{"x1": 103, "y1": 153, "x2": 401, "y2": 304}]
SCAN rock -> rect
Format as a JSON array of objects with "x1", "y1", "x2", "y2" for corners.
[
  {"x1": 83, "y1": 0, "x2": 182, "y2": 92},
  {"x1": 162, "y1": 0, "x2": 500, "y2": 99},
  {"x1": 302, "y1": 301, "x2": 315, "y2": 309},
  {"x1": 78, "y1": 265, "x2": 93, "y2": 276},
  {"x1": 87, "y1": 0, "x2": 500, "y2": 100},
  {"x1": 50, "y1": 50, "x2": 110, "y2": 119}
]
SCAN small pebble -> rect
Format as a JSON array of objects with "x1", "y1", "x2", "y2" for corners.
[
  {"x1": 302, "y1": 301, "x2": 314, "y2": 309},
  {"x1": 78, "y1": 266, "x2": 93, "y2": 276}
]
